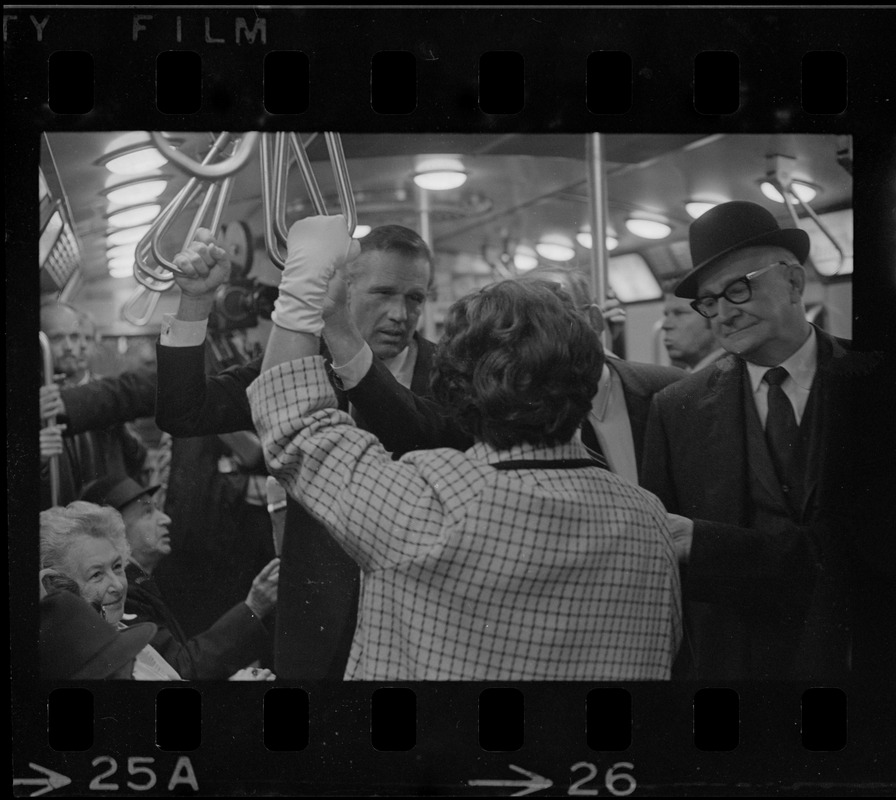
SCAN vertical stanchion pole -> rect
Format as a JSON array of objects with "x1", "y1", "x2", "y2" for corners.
[
  {"x1": 39, "y1": 332, "x2": 60, "y2": 507},
  {"x1": 416, "y1": 185, "x2": 437, "y2": 342},
  {"x1": 586, "y1": 133, "x2": 610, "y2": 350}
]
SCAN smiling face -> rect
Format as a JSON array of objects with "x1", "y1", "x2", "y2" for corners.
[
  {"x1": 696, "y1": 245, "x2": 810, "y2": 366},
  {"x1": 347, "y1": 249, "x2": 431, "y2": 360},
  {"x1": 120, "y1": 494, "x2": 172, "y2": 573},
  {"x1": 61, "y1": 535, "x2": 128, "y2": 626}
]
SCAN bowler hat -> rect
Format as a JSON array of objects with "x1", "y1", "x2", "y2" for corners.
[
  {"x1": 40, "y1": 591, "x2": 157, "y2": 679},
  {"x1": 80, "y1": 475, "x2": 159, "y2": 512},
  {"x1": 674, "y1": 201, "x2": 810, "y2": 298}
]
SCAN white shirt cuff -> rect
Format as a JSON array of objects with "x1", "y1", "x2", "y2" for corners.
[
  {"x1": 160, "y1": 314, "x2": 208, "y2": 347},
  {"x1": 330, "y1": 342, "x2": 373, "y2": 390}
]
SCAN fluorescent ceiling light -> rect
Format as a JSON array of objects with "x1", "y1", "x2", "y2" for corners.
[
  {"x1": 625, "y1": 217, "x2": 672, "y2": 240},
  {"x1": 513, "y1": 245, "x2": 539, "y2": 272},
  {"x1": 106, "y1": 204, "x2": 161, "y2": 228},
  {"x1": 104, "y1": 147, "x2": 169, "y2": 175},
  {"x1": 105, "y1": 178, "x2": 168, "y2": 206},
  {"x1": 685, "y1": 200, "x2": 721, "y2": 219},
  {"x1": 413, "y1": 156, "x2": 467, "y2": 191},
  {"x1": 106, "y1": 225, "x2": 152, "y2": 246},
  {"x1": 107, "y1": 244, "x2": 137, "y2": 261},
  {"x1": 760, "y1": 180, "x2": 818, "y2": 204},
  {"x1": 575, "y1": 231, "x2": 618, "y2": 251},
  {"x1": 108, "y1": 258, "x2": 136, "y2": 277},
  {"x1": 535, "y1": 235, "x2": 576, "y2": 262},
  {"x1": 104, "y1": 132, "x2": 152, "y2": 154}
]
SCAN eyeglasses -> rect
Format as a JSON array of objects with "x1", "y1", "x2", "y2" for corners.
[{"x1": 690, "y1": 261, "x2": 794, "y2": 319}]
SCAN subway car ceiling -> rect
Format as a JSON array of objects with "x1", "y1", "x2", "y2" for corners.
[{"x1": 39, "y1": 131, "x2": 854, "y2": 349}]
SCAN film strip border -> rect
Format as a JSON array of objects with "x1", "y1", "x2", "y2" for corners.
[
  {"x1": 7, "y1": 5, "x2": 896, "y2": 796},
  {"x1": 26, "y1": 47, "x2": 852, "y2": 118},
  {"x1": 18, "y1": 682, "x2": 888, "y2": 795}
]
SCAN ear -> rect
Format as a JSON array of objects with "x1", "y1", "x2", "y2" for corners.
[
  {"x1": 787, "y1": 263, "x2": 807, "y2": 300},
  {"x1": 39, "y1": 568, "x2": 61, "y2": 599},
  {"x1": 586, "y1": 304, "x2": 606, "y2": 335}
]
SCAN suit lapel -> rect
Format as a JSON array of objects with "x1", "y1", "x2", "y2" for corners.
[
  {"x1": 698, "y1": 360, "x2": 752, "y2": 523},
  {"x1": 409, "y1": 334, "x2": 434, "y2": 396}
]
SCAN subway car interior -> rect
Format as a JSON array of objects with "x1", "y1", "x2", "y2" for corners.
[
  {"x1": 40, "y1": 131, "x2": 853, "y2": 373},
  {"x1": 37, "y1": 131, "x2": 855, "y2": 636}
]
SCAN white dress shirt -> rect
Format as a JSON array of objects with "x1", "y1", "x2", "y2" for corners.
[{"x1": 746, "y1": 327, "x2": 818, "y2": 428}]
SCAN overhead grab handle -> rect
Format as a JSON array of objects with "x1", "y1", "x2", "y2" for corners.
[
  {"x1": 121, "y1": 283, "x2": 164, "y2": 327},
  {"x1": 261, "y1": 131, "x2": 357, "y2": 270},
  {"x1": 134, "y1": 133, "x2": 236, "y2": 283},
  {"x1": 150, "y1": 131, "x2": 260, "y2": 181},
  {"x1": 766, "y1": 154, "x2": 847, "y2": 277}
]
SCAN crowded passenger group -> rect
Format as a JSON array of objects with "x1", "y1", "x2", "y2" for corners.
[{"x1": 38, "y1": 200, "x2": 895, "y2": 682}]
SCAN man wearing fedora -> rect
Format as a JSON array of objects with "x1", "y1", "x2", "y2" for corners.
[
  {"x1": 80, "y1": 475, "x2": 279, "y2": 680},
  {"x1": 641, "y1": 200, "x2": 891, "y2": 680}
]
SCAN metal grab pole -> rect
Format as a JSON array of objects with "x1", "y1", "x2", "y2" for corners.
[
  {"x1": 416, "y1": 185, "x2": 437, "y2": 341},
  {"x1": 39, "y1": 332, "x2": 60, "y2": 507},
  {"x1": 150, "y1": 131, "x2": 260, "y2": 181},
  {"x1": 586, "y1": 133, "x2": 610, "y2": 349}
]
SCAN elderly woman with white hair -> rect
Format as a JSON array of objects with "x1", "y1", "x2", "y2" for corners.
[{"x1": 39, "y1": 501, "x2": 274, "y2": 681}]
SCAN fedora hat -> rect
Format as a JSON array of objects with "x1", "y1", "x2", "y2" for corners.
[
  {"x1": 80, "y1": 475, "x2": 159, "y2": 512},
  {"x1": 40, "y1": 591, "x2": 157, "y2": 679},
  {"x1": 674, "y1": 201, "x2": 810, "y2": 298}
]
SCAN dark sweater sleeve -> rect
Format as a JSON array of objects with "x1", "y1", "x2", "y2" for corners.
[
  {"x1": 60, "y1": 369, "x2": 158, "y2": 433},
  {"x1": 345, "y1": 357, "x2": 472, "y2": 456},
  {"x1": 155, "y1": 342, "x2": 258, "y2": 436},
  {"x1": 126, "y1": 584, "x2": 270, "y2": 680}
]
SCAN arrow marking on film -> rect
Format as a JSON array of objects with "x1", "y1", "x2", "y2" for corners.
[
  {"x1": 13, "y1": 763, "x2": 72, "y2": 797},
  {"x1": 469, "y1": 764, "x2": 553, "y2": 797}
]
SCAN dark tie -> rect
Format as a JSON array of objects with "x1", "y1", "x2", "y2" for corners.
[
  {"x1": 580, "y1": 420, "x2": 610, "y2": 471},
  {"x1": 763, "y1": 366, "x2": 801, "y2": 505}
]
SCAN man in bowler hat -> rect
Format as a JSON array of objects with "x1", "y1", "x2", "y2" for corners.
[{"x1": 641, "y1": 200, "x2": 893, "y2": 680}]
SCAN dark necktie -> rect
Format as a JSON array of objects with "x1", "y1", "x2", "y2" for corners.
[
  {"x1": 763, "y1": 366, "x2": 801, "y2": 504},
  {"x1": 580, "y1": 420, "x2": 610, "y2": 471}
]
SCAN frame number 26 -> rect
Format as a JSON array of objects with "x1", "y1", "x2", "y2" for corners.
[{"x1": 569, "y1": 761, "x2": 636, "y2": 797}]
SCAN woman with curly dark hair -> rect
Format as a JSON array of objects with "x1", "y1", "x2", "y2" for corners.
[{"x1": 244, "y1": 216, "x2": 682, "y2": 680}]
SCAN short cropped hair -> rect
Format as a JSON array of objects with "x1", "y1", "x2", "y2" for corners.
[
  {"x1": 40, "y1": 502, "x2": 130, "y2": 573},
  {"x1": 352, "y1": 224, "x2": 434, "y2": 279},
  {"x1": 431, "y1": 280, "x2": 604, "y2": 449}
]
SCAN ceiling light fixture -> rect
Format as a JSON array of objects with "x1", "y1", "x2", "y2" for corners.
[
  {"x1": 103, "y1": 147, "x2": 170, "y2": 175},
  {"x1": 759, "y1": 180, "x2": 818, "y2": 204},
  {"x1": 106, "y1": 204, "x2": 162, "y2": 229},
  {"x1": 413, "y1": 156, "x2": 468, "y2": 191},
  {"x1": 535, "y1": 234, "x2": 576, "y2": 262},
  {"x1": 513, "y1": 245, "x2": 539, "y2": 272},
  {"x1": 352, "y1": 224, "x2": 372, "y2": 238},
  {"x1": 106, "y1": 225, "x2": 152, "y2": 247},
  {"x1": 104, "y1": 177, "x2": 169, "y2": 206},
  {"x1": 625, "y1": 215, "x2": 672, "y2": 240},
  {"x1": 685, "y1": 200, "x2": 723, "y2": 219},
  {"x1": 106, "y1": 244, "x2": 138, "y2": 262},
  {"x1": 108, "y1": 258, "x2": 136, "y2": 277},
  {"x1": 576, "y1": 228, "x2": 618, "y2": 251}
]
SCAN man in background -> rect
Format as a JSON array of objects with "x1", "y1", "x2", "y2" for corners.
[
  {"x1": 660, "y1": 290, "x2": 725, "y2": 372},
  {"x1": 40, "y1": 301, "x2": 147, "y2": 508}
]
